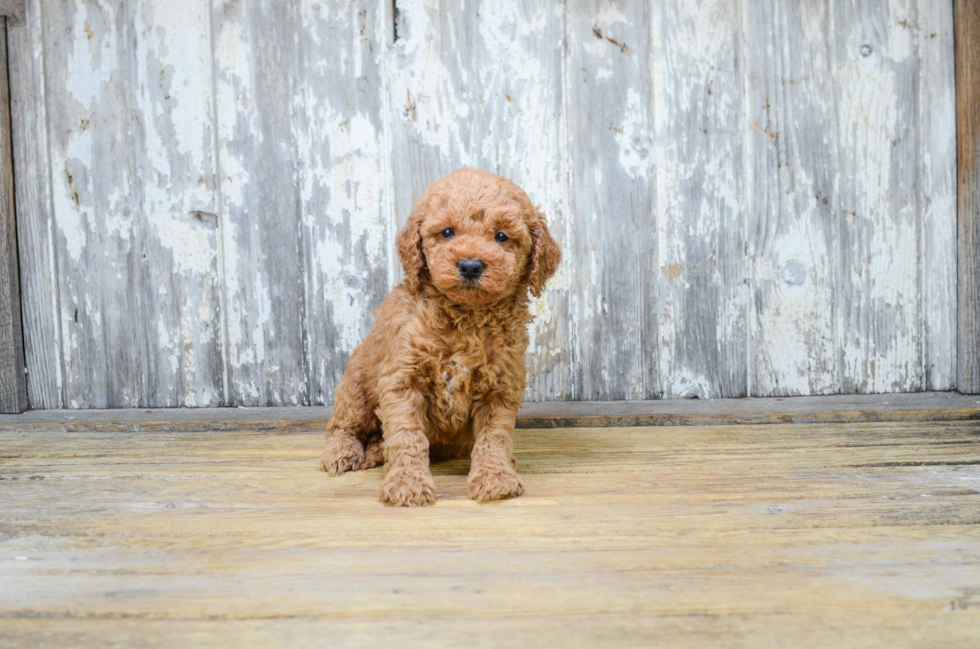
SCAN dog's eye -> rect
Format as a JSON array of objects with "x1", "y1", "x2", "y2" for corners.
[
  {"x1": 494, "y1": 232, "x2": 509, "y2": 243},
  {"x1": 441, "y1": 228, "x2": 455, "y2": 239}
]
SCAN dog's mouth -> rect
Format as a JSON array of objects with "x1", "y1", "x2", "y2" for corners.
[{"x1": 443, "y1": 277, "x2": 505, "y2": 306}]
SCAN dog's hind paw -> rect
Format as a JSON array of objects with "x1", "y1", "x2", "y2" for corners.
[
  {"x1": 379, "y1": 466, "x2": 437, "y2": 506},
  {"x1": 319, "y1": 434, "x2": 365, "y2": 476},
  {"x1": 360, "y1": 437, "x2": 384, "y2": 471},
  {"x1": 467, "y1": 466, "x2": 524, "y2": 503}
]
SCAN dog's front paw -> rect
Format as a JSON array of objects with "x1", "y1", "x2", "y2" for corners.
[
  {"x1": 380, "y1": 465, "x2": 437, "y2": 507},
  {"x1": 319, "y1": 434, "x2": 364, "y2": 476},
  {"x1": 467, "y1": 465, "x2": 524, "y2": 503}
]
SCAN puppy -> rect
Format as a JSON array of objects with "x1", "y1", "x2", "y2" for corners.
[{"x1": 318, "y1": 168, "x2": 561, "y2": 506}]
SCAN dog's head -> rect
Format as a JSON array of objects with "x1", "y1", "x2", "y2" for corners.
[{"x1": 396, "y1": 168, "x2": 561, "y2": 306}]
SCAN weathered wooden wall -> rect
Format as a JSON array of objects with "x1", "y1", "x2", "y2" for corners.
[
  {"x1": 6, "y1": 0, "x2": 960, "y2": 408},
  {"x1": 1, "y1": 14, "x2": 29, "y2": 413},
  {"x1": 956, "y1": 0, "x2": 980, "y2": 394}
]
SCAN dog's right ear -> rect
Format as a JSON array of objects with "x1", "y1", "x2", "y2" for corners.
[{"x1": 396, "y1": 205, "x2": 427, "y2": 291}]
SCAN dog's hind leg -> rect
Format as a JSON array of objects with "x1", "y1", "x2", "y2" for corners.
[
  {"x1": 358, "y1": 434, "x2": 384, "y2": 471},
  {"x1": 319, "y1": 372, "x2": 380, "y2": 476}
]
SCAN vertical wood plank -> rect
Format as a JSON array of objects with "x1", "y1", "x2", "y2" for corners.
[
  {"x1": 40, "y1": 0, "x2": 145, "y2": 407},
  {"x1": 564, "y1": 1, "x2": 657, "y2": 400},
  {"x1": 212, "y1": 0, "x2": 308, "y2": 406},
  {"x1": 294, "y1": 1, "x2": 394, "y2": 405},
  {"x1": 35, "y1": 0, "x2": 224, "y2": 408},
  {"x1": 0, "y1": 17, "x2": 28, "y2": 413},
  {"x1": 4, "y1": 0, "x2": 966, "y2": 406},
  {"x1": 7, "y1": 0, "x2": 62, "y2": 408},
  {"x1": 652, "y1": 0, "x2": 747, "y2": 399},
  {"x1": 917, "y1": 0, "x2": 957, "y2": 390},
  {"x1": 388, "y1": 0, "x2": 570, "y2": 401},
  {"x1": 131, "y1": 0, "x2": 224, "y2": 407},
  {"x1": 956, "y1": 0, "x2": 980, "y2": 393},
  {"x1": 832, "y1": 0, "x2": 922, "y2": 393},
  {"x1": 743, "y1": 0, "x2": 838, "y2": 395}
]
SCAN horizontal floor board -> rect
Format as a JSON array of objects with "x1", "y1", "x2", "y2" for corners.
[
  {"x1": 2, "y1": 392, "x2": 979, "y2": 432},
  {"x1": 1, "y1": 419, "x2": 979, "y2": 646}
]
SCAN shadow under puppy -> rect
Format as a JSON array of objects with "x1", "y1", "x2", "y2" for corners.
[{"x1": 318, "y1": 168, "x2": 561, "y2": 506}]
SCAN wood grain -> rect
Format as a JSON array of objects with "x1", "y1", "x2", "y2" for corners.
[
  {"x1": 3, "y1": 392, "x2": 977, "y2": 432},
  {"x1": 565, "y1": 0, "x2": 657, "y2": 400},
  {"x1": 293, "y1": 0, "x2": 394, "y2": 406},
  {"x1": 652, "y1": 0, "x2": 747, "y2": 399},
  {"x1": 5, "y1": 0, "x2": 963, "y2": 406},
  {"x1": 956, "y1": 0, "x2": 980, "y2": 393},
  {"x1": 834, "y1": 0, "x2": 922, "y2": 393},
  {"x1": 743, "y1": 0, "x2": 838, "y2": 396},
  {"x1": 39, "y1": 0, "x2": 147, "y2": 408},
  {"x1": 1, "y1": 419, "x2": 978, "y2": 646},
  {"x1": 211, "y1": 0, "x2": 396, "y2": 407},
  {"x1": 211, "y1": 0, "x2": 307, "y2": 407},
  {"x1": 917, "y1": 0, "x2": 957, "y2": 391},
  {"x1": 129, "y1": 0, "x2": 225, "y2": 408},
  {"x1": 12, "y1": 1, "x2": 227, "y2": 408},
  {"x1": 0, "y1": 1, "x2": 23, "y2": 25},
  {"x1": 6, "y1": 0, "x2": 62, "y2": 409},
  {"x1": 207, "y1": 0, "x2": 292, "y2": 406},
  {"x1": 0, "y1": 17, "x2": 27, "y2": 414}
]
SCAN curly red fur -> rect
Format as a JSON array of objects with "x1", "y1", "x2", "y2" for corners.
[{"x1": 319, "y1": 168, "x2": 561, "y2": 506}]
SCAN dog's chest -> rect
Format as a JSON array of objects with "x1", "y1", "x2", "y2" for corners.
[
  {"x1": 426, "y1": 338, "x2": 501, "y2": 427},
  {"x1": 434, "y1": 350, "x2": 485, "y2": 416}
]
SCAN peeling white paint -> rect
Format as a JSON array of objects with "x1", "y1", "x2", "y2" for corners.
[
  {"x1": 614, "y1": 88, "x2": 651, "y2": 180},
  {"x1": 14, "y1": 0, "x2": 959, "y2": 407},
  {"x1": 65, "y1": 2, "x2": 118, "y2": 111}
]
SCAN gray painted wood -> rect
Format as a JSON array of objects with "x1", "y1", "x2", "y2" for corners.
[
  {"x1": 6, "y1": 0, "x2": 963, "y2": 407},
  {"x1": 21, "y1": 0, "x2": 226, "y2": 408},
  {"x1": 294, "y1": 0, "x2": 394, "y2": 406},
  {"x1": 211, "y1": 0, "x2": 307, "y2": 406},
  {"x1": 131, "y1": 0, "x2": 225, "y2": 407},
  {"x1": 956, "y1": 0, "x2": 980, "y2": 394},
  {"x1": 652, "y1": 0, "x2": 747, "y2": 398},
  {"x1": 7, "y1": 2, "x2": 61, "y2": 408},
  {"x1": 7, "y1": 0, "x2": 62, "y2": 409},
  {"x1": 39, "y1": 0, "x2": 146, "y2": 408},
  {"x1": 918, "y1": 0, "x2": 957, "y2": 391},
  {"x1": 388, "y1": 0, "x2": 571, "y2": 402},
  {"x1": 211, "y1": 0, "x2": 393, "y2": 407},
  {"x1": 0, "y1": 1, "x2": 24, "y2": 25},
  {"x1": 833, "y1": 0, "x2": 923, "y2": 393},
  {"x1": 743, "y1": 0, "x2": 838, "y2": 396},
  {"x1": 0, "y1": 18, "x2": 28, "y2": 413},
  {"x1": 565, "y1": 1, "x2": 658, "y2": 400}
]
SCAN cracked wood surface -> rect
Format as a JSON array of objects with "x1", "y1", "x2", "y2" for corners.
[
  {"x1": 6, "y1": 1, "x2": 959, "y2": 406},
  {"x1": 1, "y1": 417, "x2": 979, "y2": 646}
]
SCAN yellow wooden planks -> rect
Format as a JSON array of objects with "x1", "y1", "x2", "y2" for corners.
[{"x1": 1, "y1": 421, "x2": 979, "y2": 647}]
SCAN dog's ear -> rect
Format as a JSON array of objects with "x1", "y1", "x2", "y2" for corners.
[
  {"x1": 396, "y1": 205, "x2": 427, "y2": 290},
  {"x1": 526, "y1": 212, "x2": 561, "y2": 297}
]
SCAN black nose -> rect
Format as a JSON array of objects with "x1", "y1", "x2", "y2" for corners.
[{"x1": 457, "y1": 258, "x2": 484, "y2": 280}]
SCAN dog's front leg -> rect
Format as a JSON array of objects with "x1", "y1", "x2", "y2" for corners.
[
  {"x1": 467, "y1": 398, "x2": 524, "y2": 502},
  {"x1": 377, "y1": 384, "x2": 437, "y2": 506}
]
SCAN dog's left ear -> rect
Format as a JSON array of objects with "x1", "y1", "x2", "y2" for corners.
[
  {"x1": 396, "y1": 205, "x2": 427, "y2": 291},
  {"x1": 526, "y1": 212, "x2": 561, "y2": 297}
]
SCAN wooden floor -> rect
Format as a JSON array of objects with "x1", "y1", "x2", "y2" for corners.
[{"x1": 2, "y1": 400, "x2": 980, "y2": 646}]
